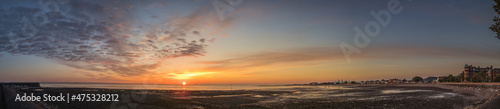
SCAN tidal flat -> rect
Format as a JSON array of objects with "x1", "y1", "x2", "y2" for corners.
[{"x1": 12, "y1": 84, "x2": 500, "y2": 109}]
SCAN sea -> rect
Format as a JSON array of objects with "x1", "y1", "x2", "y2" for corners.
[{"x1": 40, "y1": 83, "x2": 342, "y2": 91}]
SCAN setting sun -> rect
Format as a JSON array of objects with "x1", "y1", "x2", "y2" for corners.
[{"x1": 182, "y1": 82, "x2": 186, "y2": 85}]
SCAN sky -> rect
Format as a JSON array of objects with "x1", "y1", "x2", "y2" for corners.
[{"x1": 0, "y1": 0, "x2": 499, "y2": 85}]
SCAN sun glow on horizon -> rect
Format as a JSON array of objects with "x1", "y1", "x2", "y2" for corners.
[
  {"x1": 168, "y1": 72, "x2": 215, "y2": 80},
  {"x1": 182, "y1": 81, "x2": 186, "y2": 85}
]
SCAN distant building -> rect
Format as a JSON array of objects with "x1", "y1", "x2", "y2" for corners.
[
  {"x1": 407, "y1": 80, "x2": 415, "y2": 83},
  {"x1": 462, "y1": 64, "x2": 500, "y2": 82},
  {"x1": 324, "y1": 82, "x2": 336, "y2": 85},
  {"x1": 489, "y1": 67, "x2": 500, "y2": 82},
  {"x1": 424, "y1": 77, "x2": 438, "y2": 83},
  {"x1": 388, "y1": 78, "x2": 404, "y2": 84},
  {"x1": 310, "y1": 82, "x2": 319, "y2": 85}
]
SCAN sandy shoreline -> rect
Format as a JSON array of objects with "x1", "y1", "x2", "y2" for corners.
[{"x1": 6, "y1": 83, "x2": 500, "y2": 109}]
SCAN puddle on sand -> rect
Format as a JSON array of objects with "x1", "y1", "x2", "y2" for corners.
[
  {"x1": 381, "y1": 89, "x2": 459, "y2": 99},
  {"x1": 381, "y1": 89, "x2": 431, "y2": 94},
  {"x1": 356, "y1": 96, "x2": 390, "y2": 100},
  {"x1": 213, "y1": 94, "x2": 251, "y2": 97},
  {"x1": 428, "y1": 92, "x2": 458, "y2": 98},
  {"x1": 253, "y1": 95, "x2": 269, "y2": 98},
  {"x1": 173, "y1": 94, "x2": 254, "y2": 99},
  {"x1": 173, "y1": 96, "x2": 211, "y2": 99},
  {"x1": 329, "y1": 92, "x2": 359, "y2": 97}
]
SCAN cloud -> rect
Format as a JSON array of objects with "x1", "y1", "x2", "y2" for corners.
[
  {"x1": 0, "y1": 0, "x2": 237, "y2": 77},
  {"x1": 107, "y1": 63, "x2": 160, "y2": 76},
  {"x1": 198, "y1": 47, "x2": 343, "y2": 71},
  {"x1": 197, "y1": 44, "x2": 500, "y2": 72}
]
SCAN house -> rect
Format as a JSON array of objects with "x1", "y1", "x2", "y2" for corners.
[
  {"x1": 424, "y1": 77, "x2": 438, "y2": 83},
  {"x1": 388, "y1": 78, "x2": 404, "y2": 84},
  {"x1": 489, "y1": 68, "x2": 500, "y2": 82},
  {"x1": 401, "y1": 79, "x2": 407, "y2": 83},
  {"x1": 462, "y1": 64, "x2": 500, "y2": 82},
  {"x1": 407, "y1": 80, "x2": 415, "y2": 83},
  {"x1": 463, "y1": 64, "x2": 491, "y2": 82}
]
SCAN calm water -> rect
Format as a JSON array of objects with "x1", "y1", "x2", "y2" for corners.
[{"x1": 40, "y1": 83, "x2": 334, "y2": 90}]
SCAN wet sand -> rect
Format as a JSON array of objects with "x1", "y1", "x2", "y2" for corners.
[{"x1": 10, "y1": 83, "x2": 500, "y2": 109}]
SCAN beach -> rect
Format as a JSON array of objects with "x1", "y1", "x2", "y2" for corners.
[{"x1": 3, "y1": 83, "x2": 499, "y2": 109}]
